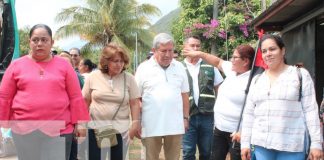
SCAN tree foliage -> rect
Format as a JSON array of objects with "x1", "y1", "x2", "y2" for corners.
[
  {"x1": 54, "y1": 0, "x2": 160, "y2": 55},
  {"x1": 18, "y1": 26, "x2": 30, "y2": 56},
  {"x1": 172, "y1": 0, "x2": 267, "y2": 58}
]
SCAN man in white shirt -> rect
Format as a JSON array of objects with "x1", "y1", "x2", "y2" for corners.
[
  {"x1": 69, "y1": 47, "x2": 81, "y2": 71},
  {"x1": 135, "y1": 33, "x2": 190, "y2": 160},
  {"x1": 182, "y1": 36, "x2": 223, "y2": 160}
]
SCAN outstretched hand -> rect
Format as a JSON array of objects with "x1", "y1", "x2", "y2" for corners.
[{"x1": 182, "y1": 47, "x2": 202, "y2": 58}]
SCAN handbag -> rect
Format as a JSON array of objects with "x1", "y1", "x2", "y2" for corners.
[
  {"x1": 93, "y1": 72, "x2": 126, "y2": 148},
  {"x1": 0, "y1": 128, "x2": 17, "y2": 157},
  {"x1": 93, "y1": 124, "x2": 118, "y2": 148}
]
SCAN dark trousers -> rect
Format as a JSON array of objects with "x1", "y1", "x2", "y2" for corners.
[
  {"x1": 88, "y1": 129, "x2": 123, "y2": 160},
  {"x1": 210, "y1": 127, "x2": 241, "y2": 160},
  {"x1": 182, "y1": 114, "x2": 214, "y2": 160},
  {"x1": 69, "y1": 134, "x2": 78, "y2": 160},
  {"x1": 69, "y1": 132, "x2": 87, "y2": 160},
  {"x1": 12, "y1": 130, "x2": 73, "y2": 160}
]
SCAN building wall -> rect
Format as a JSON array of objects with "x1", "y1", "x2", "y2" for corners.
[{"x1": 282, "y1": 19, "x2": 324, "y2": 104}]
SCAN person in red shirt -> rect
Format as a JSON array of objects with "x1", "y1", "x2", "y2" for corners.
[{"x1": 0, "y1": 24, "x2": 90, "y2": 160}]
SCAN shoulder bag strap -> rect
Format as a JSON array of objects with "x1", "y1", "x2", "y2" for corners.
[
  {"x1": 297, "y1": 67, "x2": 302, "y2": 102},
  {"x1": 111, "y1": 72, "x2": 126, "y2": 120},
  {"x1": 297, "y1": 67, "x2": 310, "y2": 156}
]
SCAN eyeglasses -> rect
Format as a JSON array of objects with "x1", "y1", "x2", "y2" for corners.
[
  {"x1": 31, "y1": 37, "x2": 50, "y2": 44},
  {"x1": 230, "y1": 56, "x2": 243, "y2": 61},
  {"x1": 109, "y1": 59, "x2": 124, "y2": 64}
]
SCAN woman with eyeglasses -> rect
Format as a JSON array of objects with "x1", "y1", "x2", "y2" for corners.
[
  {"x1": 0, "y1": 24, "x2": 89, "y2": 160},
  {"x1": 182, "y1": 44, "x2": 255, "y2": 160},
  {"x1": 82, "y1": 43, "x2": 141, "y2": 160}
]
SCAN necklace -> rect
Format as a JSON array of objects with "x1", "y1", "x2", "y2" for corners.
[
  {"x1": 28, "y1": 54, "x2": 52, "y2": 79},
  {"x1": 108, "y1": 74, "x2": 114, "y2": 92},
  {"x1": 108, "y1": 79, "x2": 114, "y2": 92},
  {"x1": 38, "y1": 64, "x2": 47, "y2": 79}
]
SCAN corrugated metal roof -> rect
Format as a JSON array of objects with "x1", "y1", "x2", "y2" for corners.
[{"x1": 251, "y1": 0, "x2": 323, "y2": 31}]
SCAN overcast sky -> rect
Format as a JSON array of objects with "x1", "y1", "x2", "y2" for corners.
[{"x1": 15, "y1": 0, "x2": 180, "y2": 50}]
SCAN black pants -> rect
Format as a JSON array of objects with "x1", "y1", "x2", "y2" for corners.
[
  {"x1": 69, "y1": 133, "x2": 87, "y2": 160},
  {"x1": 69, "y1": 134, "x2": 78, "y2": 160},
  {"x1": 210, "y1": 127, "x2": 241, "y2": 160},
  {"x1": 88, "y1": 129, "x2": 123, "y2": 160},
  {"x1": 12, "y1": 130, "x2": 73, "y2": 160}
]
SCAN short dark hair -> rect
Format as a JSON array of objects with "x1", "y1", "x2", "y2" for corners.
[
  {"x1": 29, "y1": 24, "x2": 52, "y2": 38},
  {"x1": 259, "y1": 34, "x2": 285, "y2": 50},
  {"x1": 183, "y1": 35, "x2": 201, "y2": 44},
  {"x1": 82, "y1": 59, "x2": 97, "y2": 71},
  {"x1": 51, "y1": 50, "x2": 58, "y2": 55}
]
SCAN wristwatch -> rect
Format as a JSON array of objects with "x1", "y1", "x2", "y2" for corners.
[{"x1": 183, "y1": 116, "x2": 189, "y2": 121}]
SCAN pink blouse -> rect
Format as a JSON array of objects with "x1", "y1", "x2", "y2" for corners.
[{"x1": 0, "y1": 56, "x2": 90, "y2": 136}]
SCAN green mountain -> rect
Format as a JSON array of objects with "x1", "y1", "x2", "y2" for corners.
[{"x1": 150, "y1": 8, "x2": 181, "y2": 34}]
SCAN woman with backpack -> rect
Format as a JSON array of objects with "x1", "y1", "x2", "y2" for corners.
[{"x1": 240, "y1": 34, "x2": 323, "y2": 160}]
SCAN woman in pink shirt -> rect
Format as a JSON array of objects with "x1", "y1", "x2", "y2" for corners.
[{"x1": 0, "y1": 24, "x2": 90, "y2": 160}]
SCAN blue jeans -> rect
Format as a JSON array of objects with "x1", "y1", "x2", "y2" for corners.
[
  {"x1": 254, "y1": 145, "x2": 305, "y2": 160},
  {"x1": 182, "y1": 114, "x2": 214, "y2": 160}
]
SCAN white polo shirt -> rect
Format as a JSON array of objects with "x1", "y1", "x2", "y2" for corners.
[{"x1": 135, "y1": 57, "x2": 189, "y2": 138}]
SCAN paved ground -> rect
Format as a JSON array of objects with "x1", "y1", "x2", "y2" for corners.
[
  {"x1": 0, "y1": 138, "x2": 230, "y2": 160},
  {"x1": 0, "y1": 156, "x2": 16, "y2": 160}
]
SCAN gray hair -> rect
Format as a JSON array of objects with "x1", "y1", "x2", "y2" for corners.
[
  {"x1": 69, "y1": 47, "x2": 81, "y2": 55},
  {"x1": 152, "y1": 33, "x2": 174, "y2": 49}
]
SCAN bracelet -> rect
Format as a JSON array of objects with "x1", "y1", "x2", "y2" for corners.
[
  {"x1": 132, "y1": 120, "x2": 141, "y2": 123},
  {"x1": 183, "y1": 116, "x2": 189, "y2": 121}
]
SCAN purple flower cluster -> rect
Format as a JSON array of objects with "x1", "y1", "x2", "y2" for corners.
[
  {"x1": 184, "y1": 19, "x2": 250, "y2": 40},
  {"x1": 203, "y1": 29, "x2": 214, "y2": 38},
  {"x1": 184, "y1": 19, "x2": 220, "y2": 39},
  {"x1": 239, "y1": 23, "x2": 249, "y2": 37},
  {"x1": 193, "y1": 23, "x2": 207, "y2": 29},
  {"x1": 210, "y1": 19, "x2": 219, "y2": 28},
  {"x1": 218, "y1": 30, "x2": 227, "y2": 39}
]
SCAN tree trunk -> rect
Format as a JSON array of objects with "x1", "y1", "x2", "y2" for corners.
[
  {"x1": 261, "y1": 0, "x2": 267, "y2": 11},
  {"x1": 211, "y1": 0, "x2": 218, "y2": 55},
  {"x1": 271, "y1": 0, "x2": 276, "y2": 5}
]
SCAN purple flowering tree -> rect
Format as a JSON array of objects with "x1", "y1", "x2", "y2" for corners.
[{"x1": 172, "y1": 0, "x2": 261, "y2": 57}]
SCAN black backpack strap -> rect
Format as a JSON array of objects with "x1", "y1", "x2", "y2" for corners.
[
  {"x1": 297, "y1": 67, "x2": 302, "y2": 102},
  {"x1": 181, "y1": 61, "x2": 193, "y2": 96}
]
